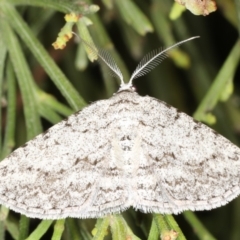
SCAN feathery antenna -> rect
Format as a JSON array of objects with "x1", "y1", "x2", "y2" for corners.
[
  {"x1": 80, "y1": 37, "x2": 124, "y2": 85},
  {"x1": 80, "y1": 36, "x2": 199, "y2": 92},
  {"x1": 127, "y1": 36, "x2": 200, "y2": 87}
]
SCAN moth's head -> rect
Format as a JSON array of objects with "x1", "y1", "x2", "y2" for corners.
[{"x1": 118, "y1": 83, "x2": 136, "y2": 93}]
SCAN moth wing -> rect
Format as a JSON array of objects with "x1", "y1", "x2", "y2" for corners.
[
  {"x1": 133, "y1": 97, "x2": 240, "y2": 214},
  {"x1": 0, "y1": 98, "x2": 128, "y2": 219}
]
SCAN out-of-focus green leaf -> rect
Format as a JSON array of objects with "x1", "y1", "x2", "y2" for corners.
[
  {"x1": 115, "y1": 0, "x2": 153, "y2": 35},
  {"x1": 194, "y1": 39, "x2": 240, "y2": 124},
  {"x1": 25, "y1": 220, "x2": 53, "y2": 240}
]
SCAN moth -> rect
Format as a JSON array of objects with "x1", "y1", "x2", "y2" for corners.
[{"x1": 0, "y1": 36, "x2": 240, "y2": 219}]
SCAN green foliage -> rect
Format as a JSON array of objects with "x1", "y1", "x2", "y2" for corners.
[{"x1": 0, "y1": 0, "x2": 240, "y2": 239}]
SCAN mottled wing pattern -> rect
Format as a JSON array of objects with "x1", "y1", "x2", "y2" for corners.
[
  {"x1": 131, "y1": 94, "x2": 240, "y2": 214},
  {"x1": 0, "y1": 94, "x2": 131, "y2": 219},
  {"x1": 0, "y1": 90, "x2": 240, "y2": 219}
]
